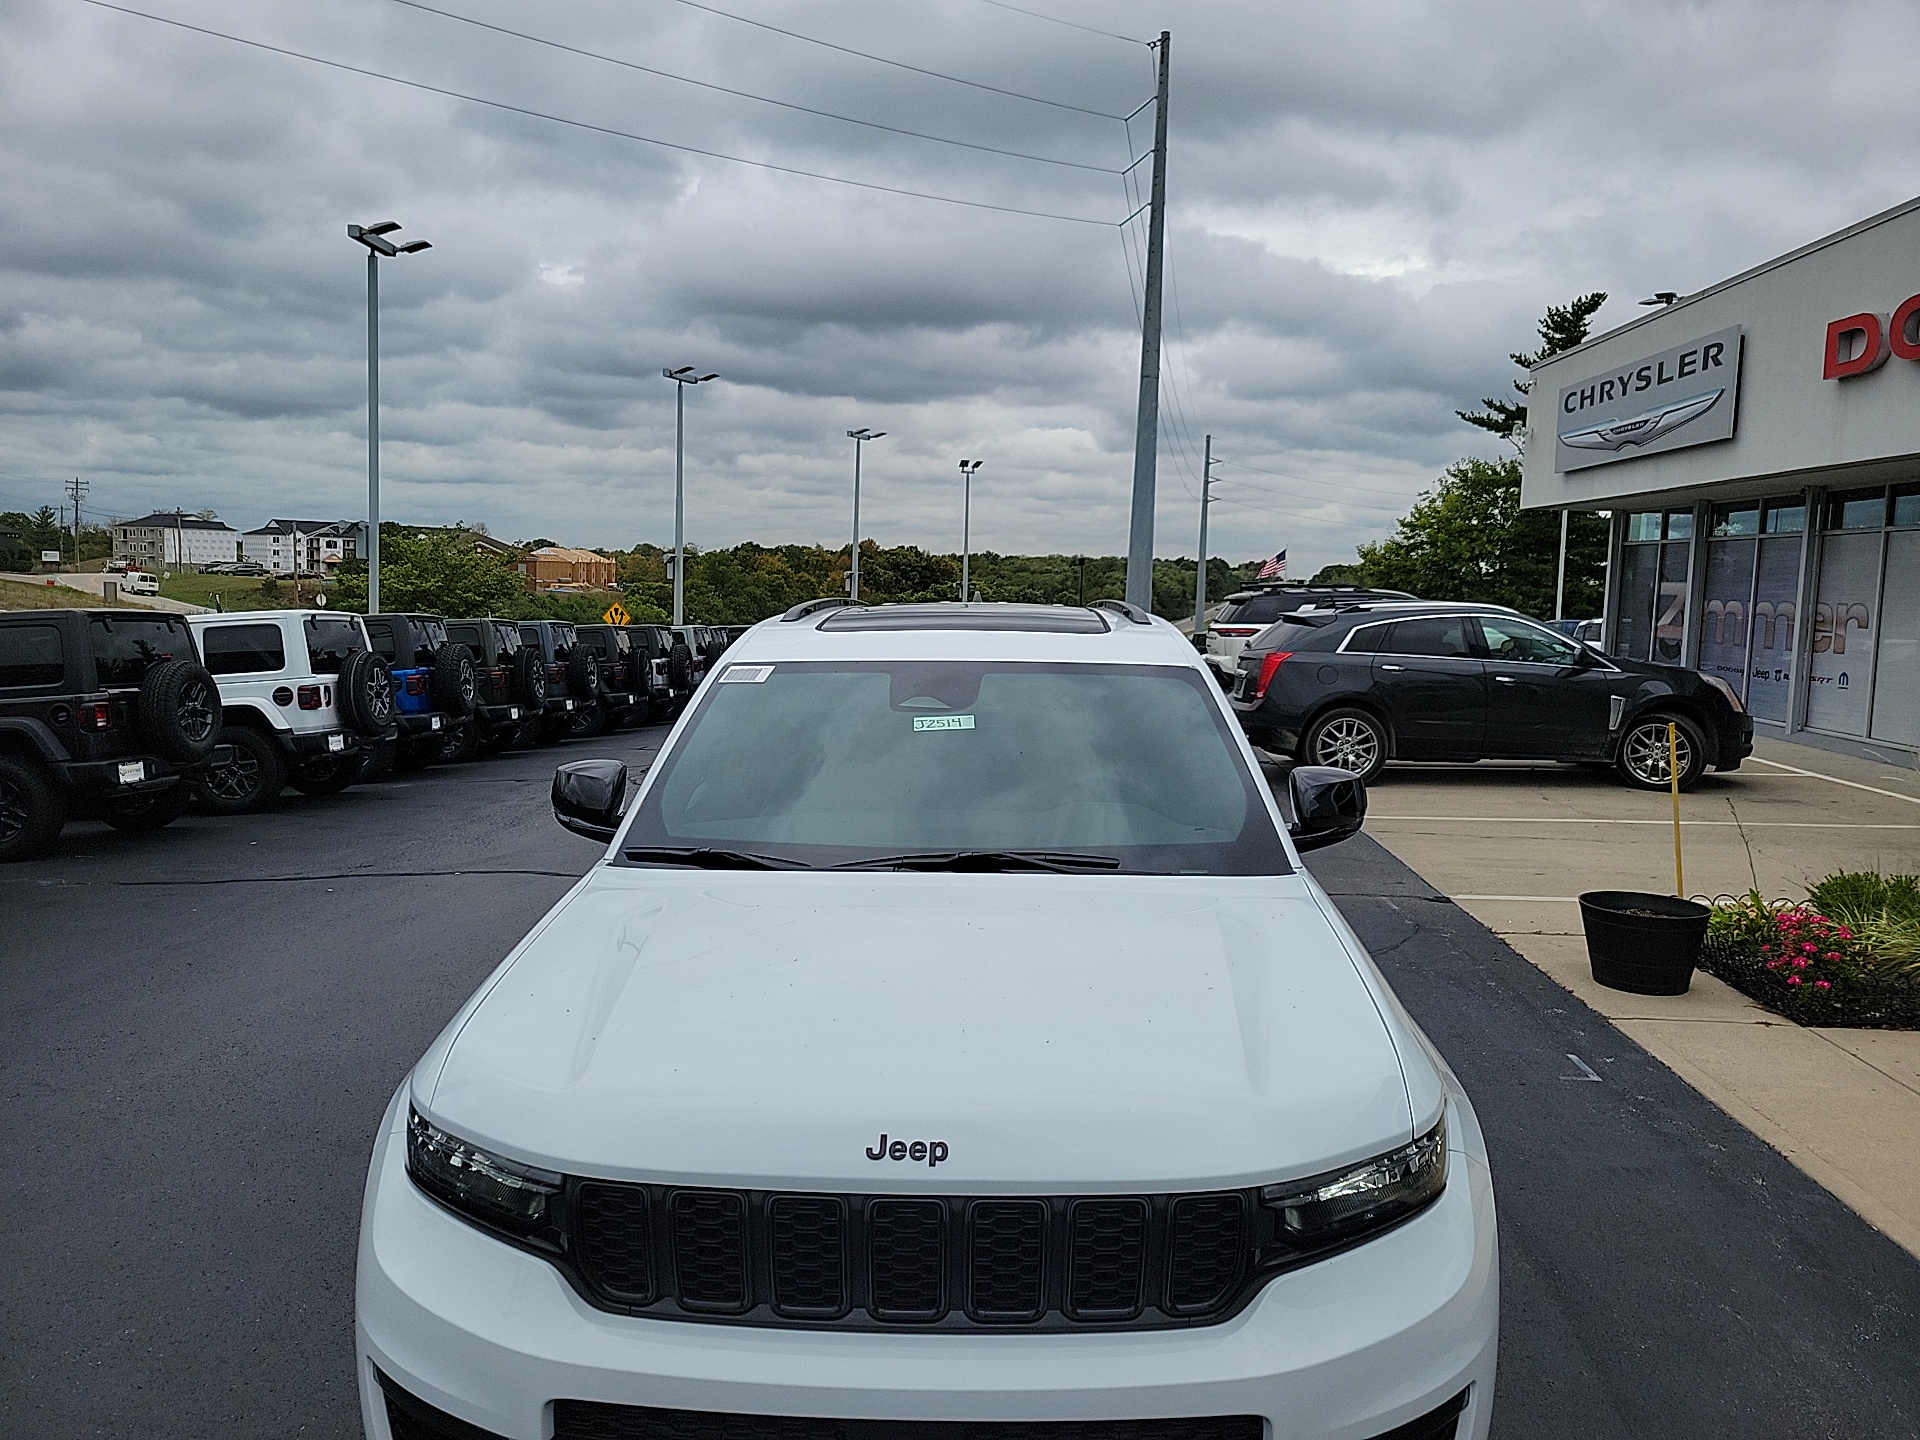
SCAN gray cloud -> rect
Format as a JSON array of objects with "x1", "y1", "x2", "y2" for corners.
[{"x1": 2, "y1": 0, "x2": 1917, "y2": 573}]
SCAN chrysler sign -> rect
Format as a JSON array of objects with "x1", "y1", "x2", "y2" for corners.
[{"x1": 1553, "y1": 326, "x2": 1743, "y2": 473}]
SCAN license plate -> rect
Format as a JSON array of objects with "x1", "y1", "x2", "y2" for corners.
[
  {"x1": 117, "y1": 760, "x2": 145, "y2": 785},
  {"x1": 327, "y1": 733, "x2": 346, "y2": 752},
  {"x1": 431, "y1": 716, "x2": 443, "y2": 731},
  {"x1": 563, "y1": 699, "x2": 575, "y2": 711},
  {"x1": 510, "y1": 707, "x2": 521, "y2": 719}
]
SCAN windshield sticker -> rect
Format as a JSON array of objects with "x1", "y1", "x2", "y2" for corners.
[
  {"x1": 719, "y1": 665, "x2": 774, "y2": 684},
  {"x1": 913, "y1": 714, "x2": 975, "y2": 731}
]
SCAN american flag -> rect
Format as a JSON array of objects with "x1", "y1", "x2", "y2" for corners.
[{"x1": 1255, "y1": 549, "x2": 1288, "y2": 581}]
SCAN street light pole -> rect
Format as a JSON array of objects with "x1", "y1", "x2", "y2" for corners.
[
  {"x1": 847, "y1": 428, "x2": 885, "y2": 601},
  {"x1": 958, "y1": 460, "x2": 982, "y2": 602},
  {"x1": 348, "y1": 221, "x2": 431, "y2": 614},
  {"x1": 663, "y1": 366, "x2": 719, "y2": 625}
]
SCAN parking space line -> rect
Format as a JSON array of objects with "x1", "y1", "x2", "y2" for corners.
[
  {"x1": 1369, "y1": 816, "x2": 1920, "y2": 828},
  {"x1": 1747, "y1": 755, "x2": 1920, "y2": 805}
]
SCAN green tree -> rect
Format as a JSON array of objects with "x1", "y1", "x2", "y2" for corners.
[
  {"x1": 1308, "y1": 563, "x2": 1366, "y2": 586},
  {"x1": 1353, "y1": 457, "x2": 1607, "y2": 618},
  {"x1": 1459, "y1": 292, "x2": 1607, "y2": 443},
  {"x1": 330, "y1": 526, "x2": 527, "y2": 616}
]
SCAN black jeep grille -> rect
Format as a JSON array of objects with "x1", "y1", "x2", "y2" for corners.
[{"x1": 562, "y1": 1184, "x2": 1259, "y2": 1332}]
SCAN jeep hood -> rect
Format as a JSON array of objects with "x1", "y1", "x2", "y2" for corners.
[{"x1": 420, "y1": 870, "x2": 1422, "y2": 1191}]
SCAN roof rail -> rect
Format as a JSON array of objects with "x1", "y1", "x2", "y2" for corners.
[
  {"x1": 780, "y1": 597, "x2": 865, "y2": 623},
  {"x1": 1090, "y1": 599, "x2": 1152, "y2": 625}
]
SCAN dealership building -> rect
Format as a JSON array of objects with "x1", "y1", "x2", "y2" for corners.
[{"x1": 1522, "y1": 195, "x2": 1920, "y2": 766}]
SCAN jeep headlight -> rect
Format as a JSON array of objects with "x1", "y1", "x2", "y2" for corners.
[
  {"x1": 1260, "y1": 1118, "x2": 1446, "y2": 1253},
  {"x1": 407, "y1": 1108, "x2": 563, "y2": 1239}
]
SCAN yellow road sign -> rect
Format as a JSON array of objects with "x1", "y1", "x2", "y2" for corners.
[{"x1": 602, "y1": 602, "x2": 631, "y2": 626}]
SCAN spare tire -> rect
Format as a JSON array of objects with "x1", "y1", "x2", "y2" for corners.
[
  {"x1": 668, "y1": 641, "x2": 695, "y2": 692},
  {"x1": 339, "y1": 650, "x2": 396, "y2": 736},
  {"x1": 431, "y1": 642, "x2": 478, "y2": 715},
  {"x1": 565, "y1": 646, "x2": 599, "y2": 700},
  {"x1": 137, "y1": 658, "x2": 220, "y2": 764},
  {"x1": 511, "y1": 647, "x2": 548, "y2": 707}
]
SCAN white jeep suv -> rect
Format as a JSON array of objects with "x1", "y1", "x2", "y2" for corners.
[
  {"x1": 356, "y1": 600, "x2": 1497, "y2": 1440},
  {"x1": 186, "y1": 610, "x2": 395, "y2": 812}
]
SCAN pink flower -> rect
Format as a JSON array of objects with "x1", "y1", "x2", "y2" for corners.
[
  {"x1": 1815, "y1": 980, "x2": 1832, "y2": 990},
  {"x1": 1788, "y1": 975, "x2": 1803, "y2": 985}
]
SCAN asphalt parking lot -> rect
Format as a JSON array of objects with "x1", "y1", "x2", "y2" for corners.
[{"x1": 4, "y1": 728, "x2": 1920, "y2": 1438}]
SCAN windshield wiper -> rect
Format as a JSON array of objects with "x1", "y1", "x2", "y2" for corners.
[
  {"x1": 830, "y1": 850, "x2": 1121, "y2": 873},
  {"x1": 622, "y1": 846, "x2": 808, "y2": 870}
]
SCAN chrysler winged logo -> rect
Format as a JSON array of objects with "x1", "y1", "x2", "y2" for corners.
[{"x1": 1560, "y1": 388, "x2": 1725, "y2": 453}]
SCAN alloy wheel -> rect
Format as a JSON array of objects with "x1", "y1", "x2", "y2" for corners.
[
  {"x1": 178, "y1": 678, "x2": 217, "y2": 746},
  {"x1": 1623, "y1": 722, "x2": 1692, "y2": 786},
  {"x1": 205, "y1": 750, "x2": 260, "y2": 803},
  {"x1": 1313, "y1": 716, "x2": 1381, "y2": 774}
]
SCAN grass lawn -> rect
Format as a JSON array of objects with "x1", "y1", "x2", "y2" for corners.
[
  {"x1": 0, "y1": 576, "x2": 137, "y2": 610},
  {"x1": 157, "y1": 572, "x2": 319, "y2": 611}
]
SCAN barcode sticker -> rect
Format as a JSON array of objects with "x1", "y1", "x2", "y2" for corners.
[
  {"x1": 720, "y1": 665, "x2": 774, "y2": 684},
  {"x1": 912, "y1": 714, "x2": 975, "y2": 732}
]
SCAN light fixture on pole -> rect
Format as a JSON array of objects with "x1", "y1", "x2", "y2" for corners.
[
  {"x1": 347, "y1": 221, "x2": 431, "y2": 615},
  {"x1": 846, "y1": 428, "x2": 885, "y2": 601},
  {"x1": 958, "y1": 460, "x2": 982, "y2": 602},
  {"x1": 663, "y1": 366, "x2": 718, "y2": 625}
]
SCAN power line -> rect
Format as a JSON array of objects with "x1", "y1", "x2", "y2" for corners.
[
  {"x1": 77, "y1": 0, "x2": 1119, "y2": 226},
  {"x1": 382, "y1": 0, "x2": 1122, "y2": 174},
  {"x1": 971, "y1": 0, "x2": 1148, "y2": 46},
  {"x1": 1212, "y1": 457, "x2": 1422, "y2": 501},
  {"x1": 662, "y1": 0, "x2": 1132, "y2": 120}
]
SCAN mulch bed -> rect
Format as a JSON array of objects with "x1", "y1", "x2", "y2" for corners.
[{"x1": 1697, "y1": 936, "x2": 1920, "y2": 1030}]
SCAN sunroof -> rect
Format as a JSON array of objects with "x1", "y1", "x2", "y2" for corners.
[{"x1": 817, "y1": 603, "x2": 1111, "y2": 634}]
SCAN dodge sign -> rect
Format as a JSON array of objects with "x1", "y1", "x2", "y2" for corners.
[{"x1": 1554, "y1": 326, "x2": 1743, "y2": 473}]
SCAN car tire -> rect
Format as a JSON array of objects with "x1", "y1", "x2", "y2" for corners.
[
  {"x1": 511, "y1": 649, "x2": 548, "y2": 708},
  {"x1": 137, "y1": 658, "x2": 221, "y2": 764},
  {"x1": 1615, "y1": 712, "x2": 1709, "y2": 791},
  {"x1": 339, "y1": 651, "x2": 397, "y2": 736},
  {"x1": 668, "y1": 642, "x2": 695, "y2": 692},
  {"x1": 288, "y1": 752, "x2": 360, "y2": 795},
  {"x1": 1300, "y1": 707, "x2": 1389, "y2": 784},
  {"x1": 566, "y1": 647, "x2": 600, "y2": 700},
  {"x1": 437, "y1": 718, "x2": 482, "y2": 763},
  {"x1": 564, "y1": 699, "x2": 608, "y2": 739},
  {"x1": 192, "y1": 725, "x2": 286, "y2": 815},
  {"x1": 102, "y1": 780, "x2": 193, "y2": 832},
  {"x1": 432, "y1": 644, "x2": 479, "y2": 716},
  {"x1": 355, "y1": 737, "x2": 397, "y2": 784},
  {"x1": 0, "y1": 754, "x2": 67, "y2": 862}
]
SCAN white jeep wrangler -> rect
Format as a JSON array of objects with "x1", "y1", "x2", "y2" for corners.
[{"x1": 186, "y1": 610, "x2": 396, "y2": 813}]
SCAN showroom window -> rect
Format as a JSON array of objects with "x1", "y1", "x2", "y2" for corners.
[
  {"x1": 1700, "y1": 495, "x2": 1806, "y2": 722},
  {"x1": 1803, "y1": 483, "x2": 1920, "y2": 746},
  {"x1": 1616, "y1": 510, "x2": 1696, "y2": 664}
]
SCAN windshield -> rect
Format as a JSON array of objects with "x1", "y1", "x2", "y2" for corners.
[{"x1": 622, "y1": 661, "x2": 1289, "y2": 874}]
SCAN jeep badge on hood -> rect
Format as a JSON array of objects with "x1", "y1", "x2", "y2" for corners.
[{"x1": 867, "y1": 1133, "x2": 949, "y2": 1166}]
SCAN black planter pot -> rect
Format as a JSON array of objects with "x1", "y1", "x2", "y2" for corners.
[{"x1": 1579, "y1": 890, "x2": 1711, "y2": 995}]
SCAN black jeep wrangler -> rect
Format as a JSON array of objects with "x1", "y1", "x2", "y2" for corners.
[
  {"x1": 0, "y1": 609, "x2": 221, "y2": 861},
  {"x1": 517, "y1": 620, "x2": 599, "y2": 743},
  {"x1": 443, "y1": 617, "x2": 548, "y2": 756},
  {"x1": 572, "y1": 624, "x2": 649, "y2": 736}
]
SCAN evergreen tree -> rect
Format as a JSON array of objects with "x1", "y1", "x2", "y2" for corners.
[{"x1": 1459, "y1": 292, "x2": 1608, "y2": 444}]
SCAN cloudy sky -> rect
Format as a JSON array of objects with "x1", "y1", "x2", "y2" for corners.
[{"x1": 3, "y1": 0, "x2": 1918, "y2": 573}]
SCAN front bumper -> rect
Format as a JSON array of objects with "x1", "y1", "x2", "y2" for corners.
[
  {"x1": 356, "y1": 1088, "x2": 1497, "y2": 1440},
  {"x1": 1717, "y1": 714, "x2": 1755, "y2": 771}
]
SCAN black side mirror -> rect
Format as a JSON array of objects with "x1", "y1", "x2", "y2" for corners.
[
  {"x1": 552, "y1": 759, "x2": 629, "y2": 842},
  {"x1": 1287, "y1": 764, "x2": 1367, "y2": 852}
]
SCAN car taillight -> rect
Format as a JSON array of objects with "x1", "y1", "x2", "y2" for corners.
[
  {"x1": 1251, "y1": 651, "x2": 1294, "y2": 700},
  {"x1": 297, "y1": 685, "x2": 322, "y2": 710},
  {"x1": 1215, "y1": 626, "x2": 1262, "y2": 638},
  {"x1": 549, "y1": 663, "x2": 564, "y2": 681},
  {"x1": 84, "y1": 702, "x2": 112, "y2": 730},
  {"x1": 406, "y1": 673, "x2": 427, "y2": 695},
  {"x1": 491, "y1": 668, "x2": 506, "y2": 688}
]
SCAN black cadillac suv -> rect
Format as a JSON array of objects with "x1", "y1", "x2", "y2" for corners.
[{"x1": 1230, "y1": 600, "x2": 1753, "y2": 790}]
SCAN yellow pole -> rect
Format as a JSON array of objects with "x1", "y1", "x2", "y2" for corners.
[{"x1": 1668, "y1": 721, "x2": 1684, "y2": 897}]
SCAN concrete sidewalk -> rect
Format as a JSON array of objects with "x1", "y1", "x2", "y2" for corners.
[{"x1": 1355, "y1": 737, "x2": 1920, "y2": 1259}]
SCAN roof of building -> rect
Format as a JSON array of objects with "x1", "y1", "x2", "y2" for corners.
[
  {"x1": 527, "y1": 546, "x2": 612, "y2": 563},
  {"x1": 244, "y1": 518, "x2": 363, "y2": 537},
  {"x1": 117, "y1": 512, "x2": 237, "y2": 531}
]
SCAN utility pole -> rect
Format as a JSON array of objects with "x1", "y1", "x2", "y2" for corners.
[
  {"x1": 1124, "y1": 30, "x2": 1172, "y2": 611},
  {"x1": 958, "y1": 460, "x2": 982, "y2": 601},
  {"x1": 664, "y1": 366, "x2": 719, "y2": 625},
  {"x1": 847, "y1": 429, "x2": 885, "y2": 601},
  {"x1": 67, "y1": 476, "x2": 88, "y2": 570},
  {"x1": 1192, "y1": 434, "x2": 1214, "y2": 636},
  {"x1": 1554, "y1": 509, "x2": 1570, "y2": 621}
]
